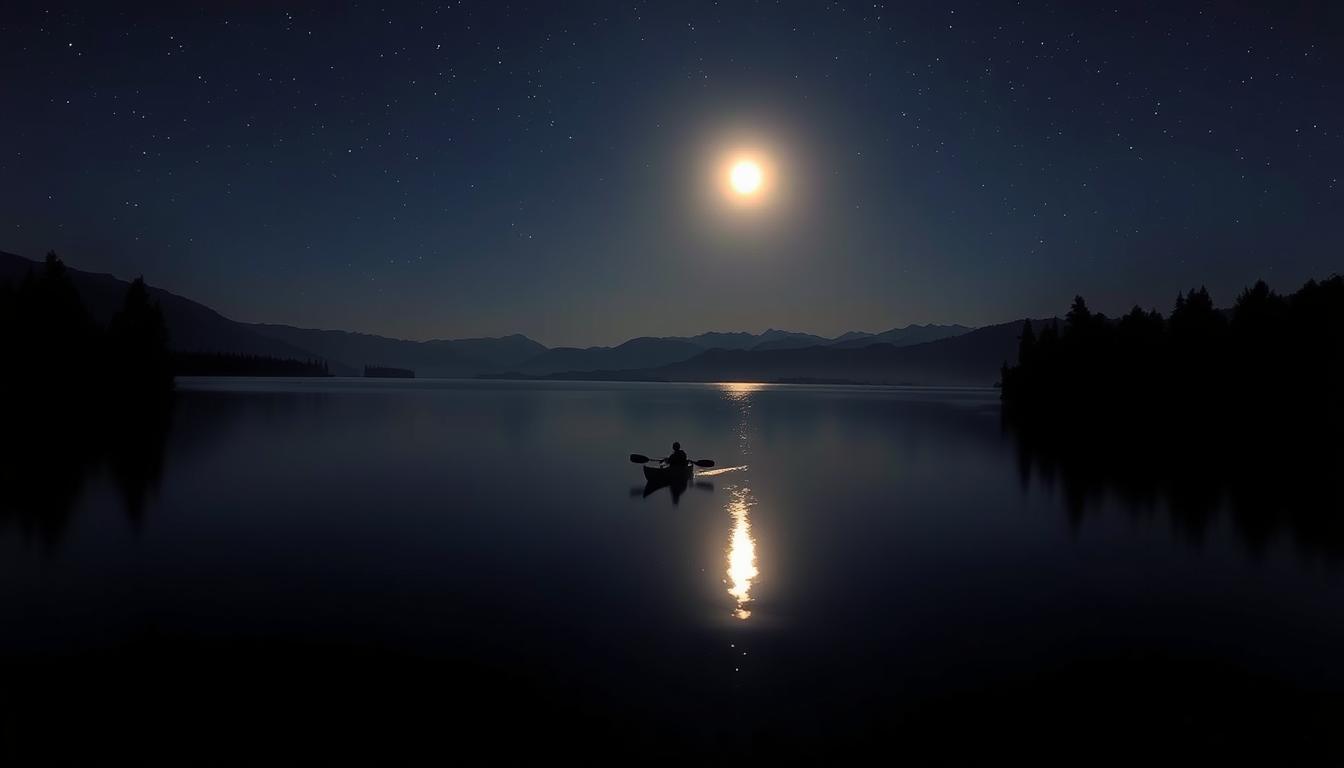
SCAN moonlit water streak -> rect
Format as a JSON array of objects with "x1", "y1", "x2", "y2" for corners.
[
  {"x1": 726, "y1": 487, "x2": 759, "y2": 620},
  {"x1": 718, "y1": 383, "x2": 763, "y2": 620}
]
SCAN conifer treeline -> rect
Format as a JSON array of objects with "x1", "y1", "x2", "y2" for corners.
[
  {"x1": 0, "y1": 252, "x2": 172, "y2": 404},
  {"x1": 1000, "y1": 275, "x2": 1344, "y2": 444},
  {"x1": 1, "y1": 252, "x2": 335, "y2": 392},
  {"x1": 174, "y1": 352, "x2": 330, "y2": 377}
]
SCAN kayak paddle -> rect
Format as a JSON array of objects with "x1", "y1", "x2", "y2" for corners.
[{"x1": 630, "y1": 453, "x2": 715, "y2": 468}]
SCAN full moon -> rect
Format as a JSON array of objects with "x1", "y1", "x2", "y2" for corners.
[{"x1": 729, "y1": 160, "x2": 763, "y2": 195}]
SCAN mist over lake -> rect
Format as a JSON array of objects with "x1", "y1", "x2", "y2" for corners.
[{"x1": 3, "y1": 378, "x2": 1340, "y2": 760}]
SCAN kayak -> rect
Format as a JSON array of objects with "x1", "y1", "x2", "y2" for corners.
[{"x1": 643, "y1": 463, "x2": 693, "y2": 485}]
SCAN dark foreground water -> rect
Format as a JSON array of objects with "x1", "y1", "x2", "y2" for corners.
[{"x1": 2, "y1": 379, "x2": 1342, "y2": 760}]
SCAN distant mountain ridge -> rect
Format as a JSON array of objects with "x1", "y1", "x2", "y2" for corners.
[
  {"x1": 506, "y1": 337, "x2": 706, "y2": 376},
  {"x1": 0, "y1": 251, "x2": 543, "y2": 377},
  {"x1": 0, "y1": 250, "x2": 341, "y2": 369},
  {"x1": 527, "y1": 320, "x2": 1053, "y2": 387},
  {"x1": 248, "y1": 324, "x2": 545, "y2": 378},
  {"x1": 830, "y1": 323, "x2": 972, "y2": 349},
  {"x1": 747, "y1": 329, "x2": 832, "y2": 351},
  {"x1": 500, "y1": 324, "x2": 976, "y2": 375},
  {"x1": 832, "y1": 330, "x2": 876, "y2": 344},
  {"x1": 2, "y1": 250, "x2": 990, "y2": 382}
]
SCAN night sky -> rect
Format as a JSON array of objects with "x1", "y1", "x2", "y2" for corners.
[{"x1": 1, "y1": 2, "x2": 1340, "y2": 346}]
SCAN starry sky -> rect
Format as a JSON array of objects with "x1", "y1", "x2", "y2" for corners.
[{"x1": 1, "y1": 2, "x2": 1340, "y2": 346}]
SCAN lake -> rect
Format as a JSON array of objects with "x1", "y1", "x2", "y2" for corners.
[{"x1": 2, "y1": 378, "x2": 1341, "y2": 760}]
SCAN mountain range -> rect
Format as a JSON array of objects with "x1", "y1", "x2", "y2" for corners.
[
  {"x1": 1, "y1": 250, "x2": 1012, "y2": 385},
  {"x1": 0, "y1": 250, "x2": 331, "y2": 367},
  {"x1": 247, "y1": 324, "x2": 546, "y2": 378},
  {"x1": 526, "y1": 320, "x2": 1045, "y2": 387}
]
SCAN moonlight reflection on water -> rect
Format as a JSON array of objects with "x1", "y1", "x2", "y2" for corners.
[
  {"x1": 717, "y1": 382, "x2": 763, "y2": 621},
  {"x1": 726, "y1": 486, "x2": 759, "y2": 620}
]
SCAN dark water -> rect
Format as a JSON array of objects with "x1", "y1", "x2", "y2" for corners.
[{"x1": 2, "y1": 379, "x2": 1341, "y2": 760}]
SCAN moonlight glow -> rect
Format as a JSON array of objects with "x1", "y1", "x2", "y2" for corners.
[{"x1": 729, "y1": 160, "x2": 763, "y2": 195}]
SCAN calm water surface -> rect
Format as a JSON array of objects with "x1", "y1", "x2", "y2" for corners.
[{"x1": 2, "y1": 379, "x2": 1341, "y2": 759}]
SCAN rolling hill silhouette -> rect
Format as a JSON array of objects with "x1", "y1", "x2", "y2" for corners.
[
  {"x1": 507, "y1": 337, "x2": 707, "y2": 376},
  {"x1": 746, "y1": 329, "x2": 832, "y2": 351},
  {"x1": 675, "y1": 331, "x2": 762, "y2": 350},
  {"x1": 520, "y1": 320, "x2": 1050, "y2": 386},
  {"x1": 2, "y1": 250, "x2": 995, "y2": 383},
  {"x1": 498, "y1": 325, "x2": 978, "y2": 375},
  {"x1": 249, "y1": 324, "x2": 545, "y2": 378},
  {"x1": 829, "y1": 323, "x2": 972, "y2": 349},
  {"x1": 0, "y1": 251, "x2": 341, "y2": 370},
  {"x1": 832, "y1": 330, "x2": 877, "y2": 344},
  {"x1": 0, "y1": 251, "x2": 546, "y2": 377}
]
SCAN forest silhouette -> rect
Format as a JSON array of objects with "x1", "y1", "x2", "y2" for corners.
[
  {"x1": 174, "y1": 352, "x2": 330, "y2": 377},
  {"x1": 1001, "y1": 274, "x2": 1343, "y2": 441},
  {"x1": 0, "y1": 252, "x2": 175, "y2": 544},
  {"x1": 1, "y1": 252, "x2": 173, "y2": 403},
  {"x1": 1002, "y1": 275, "x2": 1344, "y2": 557}
]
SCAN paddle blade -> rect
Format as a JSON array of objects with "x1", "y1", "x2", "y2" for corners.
[
  {"x1": 693, "y1": 459, "x2": 715, "y2": 468},
  {"x1": 629, "y1": 453, "x2": 651, "y2": 464}
]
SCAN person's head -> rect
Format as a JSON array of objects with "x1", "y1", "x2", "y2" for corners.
[{"x1": 672, "y1": 442, "x2": 681, "y2": 451}]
